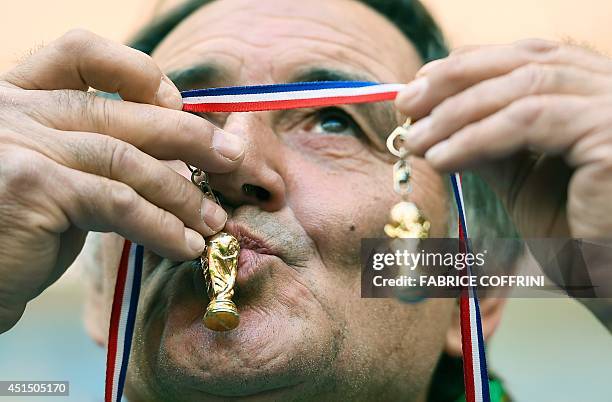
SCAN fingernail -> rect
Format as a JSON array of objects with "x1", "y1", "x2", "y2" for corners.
[
  {"x1": 404, "y1": 116, "x2": 431, "y2": 144},
  {"x1": 395, "y1": 77, "x2": 428, "y2": 107},
  {"x1": 185, "y1": 228, "x2": 206, "y2": 254},
  {"x1": 156, "y1": 76, "x2": 183, "y2": 110},
  {"x1": 201, "y1": 197, "x2": 227, "y2": 231},
  {"x1": 212, "y1": 129, "x2": 245, "y2": 161},
  {"x1": 417, "y1": 58, "x2": 445, "y2": 77},
  {"x1": 425, "y1": 140, "x2": 450, "y2": 163}
]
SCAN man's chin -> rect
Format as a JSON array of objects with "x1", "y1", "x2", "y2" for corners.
[{"x1": 133, "y1": 260, "x2": 339, "y2": 401}]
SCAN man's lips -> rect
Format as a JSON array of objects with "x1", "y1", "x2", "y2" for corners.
[
  {"x1": 235, "y1": 249, "x2": 278, "y2": 287},
  {"x1": 223, "y1": 221, "x2": 283, "y2": 287}
]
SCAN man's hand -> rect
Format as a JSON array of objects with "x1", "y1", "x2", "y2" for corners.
[
  {"x1": 0, "y1": 29, "x2": 244, "y2": 333},
  {"x1": 395, "y1": 40, "x2": 612, "y2": 329},
  {"x1": 395, "y1": 39, "x2": 612, "y2": 240}
]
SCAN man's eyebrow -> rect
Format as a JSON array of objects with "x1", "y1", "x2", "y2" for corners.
[
  {"x1": 167, "y1": 63, "x2": 224, "y2": 90},
  {"x1": 288, "y1": 67, "x2": 373, "y2": 84}
]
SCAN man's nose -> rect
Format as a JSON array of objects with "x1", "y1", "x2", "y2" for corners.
[{"x1": 209, "y1": 113, "x2": 286, "y2": 212}]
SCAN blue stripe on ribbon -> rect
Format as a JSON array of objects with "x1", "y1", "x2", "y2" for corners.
[
  {"x1": 116, "y1": 244, "x2": 143, "y2": 402},
  {"x1": 450, "y1": 174, "x2": 469, "y2": 238},
  {"x1": 181, "y1": 81, "x2": 378, "y2": 98}
]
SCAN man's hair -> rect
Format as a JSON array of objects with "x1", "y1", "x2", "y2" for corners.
[
  {"x1": 131, "y1": 0, "x2": 448, "y2": 62},
  {"x1": 128, "y1": 2, "x2": 517, "y2": 399}
]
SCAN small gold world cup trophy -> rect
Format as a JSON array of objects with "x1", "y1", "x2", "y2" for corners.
[
  {"x1": 385, "y1": 118, "x2": 430, "y2": 239},
  {"x1": 187, "y1": 164, "x2": 241, "y2": 332},
  {"x1": 384, "y1": 201, "x2": 430, "y2": 239},
  {"x1": 202, "y1": 232, "x2": 241, "y2": 331},
  {"x1": 383, "y1": 119, "x2": 430, "y2": 302}
]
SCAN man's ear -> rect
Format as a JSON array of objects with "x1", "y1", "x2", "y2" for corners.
[
  {"x1": 444, "y1": 298, "x2": 507, "y2": 356},
  {"x1": 84, "y1": 281, "x2": 107, "y2": 347},
  {"x1": 81, "y1": 233, "x2": 123, "y2": 347}
]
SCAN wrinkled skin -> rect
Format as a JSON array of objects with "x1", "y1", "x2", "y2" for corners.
[{"x1": 396, "y1": 39, "x2": 612, "y2": 240}]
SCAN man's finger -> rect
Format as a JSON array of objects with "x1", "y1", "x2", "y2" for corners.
[
  {"x1": 29, "y1": 90, "x2": 245, "y2": 172},
  {"x1": 396, "y1": 39, "x2": 612, "y2": 120},
  {"x1": 54, "y1": 163, "x2": 207, "y2": 261},
  {"x1": 36, "y1": 129, "x2": 227, "y2": 237},
  {"x1": 402, "y1": 64, "x2": 612, "y2": 156},
  {"x1": 1, "y1": 29, "x2": 182, "y2": 110},
  {"x1": 416, "y1": 45, "x2": 485, "y2": 77},
  {"x1": 422, "y1": 95, "x2": 595, "y2": 171}
]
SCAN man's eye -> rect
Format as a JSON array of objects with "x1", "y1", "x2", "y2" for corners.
[{"x1": 312, "y1": 109, "x2": 360, "y2": 137}]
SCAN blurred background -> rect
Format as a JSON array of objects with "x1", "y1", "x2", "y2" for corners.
[
  {"x1": 1, "y1": 1, "x2": 612, "y2": 401},
  {"x1": 2, "y1": 0, "x2": 612, "y2": 71}
]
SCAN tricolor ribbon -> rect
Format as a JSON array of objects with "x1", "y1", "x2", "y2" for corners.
[
  {"x1": 104, "y1": 81, "x2": 490, "y2": 402},
  {"x1": 451, "y1": 173, "x2": 491, "y2": 402},
  {"x1": 181, "y1": 81, "x2": 406, "y2": 112},
  {"x1": 105, "y1": 241, "x2": 143, "y2": 402}
]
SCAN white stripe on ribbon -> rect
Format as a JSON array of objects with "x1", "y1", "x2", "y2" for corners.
[
  {"x1": 469, "y1": 287, "x2": 484, "y2": 402},
  {"x1": 454, "y1": 173, "x2": 469, "y2": 237}
]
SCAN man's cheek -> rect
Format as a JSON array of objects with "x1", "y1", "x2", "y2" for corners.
[
  {"x1": 274, "y1": 264, "x2": 335, "y2": 310},
  {"x1": 299, "y1": 180, "x2": 386, "y2": 253},
  {"x1": 410, "y1": 159, "x2": 449, "y2": 236}
]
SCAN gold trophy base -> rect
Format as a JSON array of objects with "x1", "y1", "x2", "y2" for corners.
[{"x1": 203, "y1": 299, "x2": 240, "y2": 331}]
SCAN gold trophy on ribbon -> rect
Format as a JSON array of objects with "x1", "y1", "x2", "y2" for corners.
[
  {"x1": 202, "y1": 232, "x2": 240, "y2": 331},
  {"x1": 384, "y1": 119, "x2": 431, "y2": 239},
  {"x1": 187, "y1": 165, "x2": 241, "y2": 331}
]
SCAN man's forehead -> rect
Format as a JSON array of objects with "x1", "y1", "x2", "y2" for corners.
[
  {"x1": 162, "y1": 0, "x2": 409, "y2": 45},
  {"x1": 152, "y1": 0, "x2": 421, "y2": 84}
]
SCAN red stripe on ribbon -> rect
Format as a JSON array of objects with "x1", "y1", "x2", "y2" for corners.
[
  {"x1": 458, "y1": 200, "x2": 476, "y2": 402},
  {"x1": 460, "y1": 292, "x2": 476, "y2": 402}
]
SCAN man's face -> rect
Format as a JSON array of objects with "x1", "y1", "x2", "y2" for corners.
[{"x1": 101, "y1": 1, "x2": 453, "y2": 401}]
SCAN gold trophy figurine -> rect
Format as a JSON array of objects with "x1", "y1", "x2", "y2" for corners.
[
  {"x1": 202, "y1": 232, "x2": 241, "y2": 331},
  {"x1": 384, "y1": 201, "x2": 431, "y2": 239},
  {"x1": 186, "y1": 165, "x2": 242, "y2": 332},
  {"x1": 384, "y1": 119, "x2": 431, "y2": 239}
]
